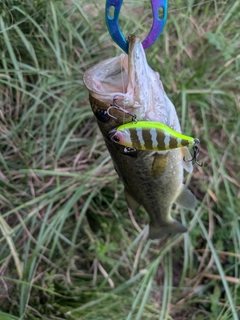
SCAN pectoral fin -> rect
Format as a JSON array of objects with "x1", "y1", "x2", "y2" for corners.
[
  {"x1": 125, "y1": 190, "x2": 140, "y2": 212},
  {"x1": 181, "y1": 147, "x2": 193, "y2": 173},
  {"x1": 152, "y1": 152, "x2": 169, "y2": 178},
  {"x1": 175, "y1": 185, "x2": 197, "y2": 209}
]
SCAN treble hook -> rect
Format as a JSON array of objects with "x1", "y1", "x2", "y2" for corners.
[
  {"x1": 183, "y1": 138, "x2": 203, "y2": 167},
  {"x1": 107, "y1": 98, "x2": 137, "y2": 123},
  {"x1": 105, "y1": 0, "x2": 168, "y2": 53}
]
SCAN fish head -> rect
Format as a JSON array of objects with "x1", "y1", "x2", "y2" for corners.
[{"x1": 83, "y1": 34, "x2": 181, "y2": 136}]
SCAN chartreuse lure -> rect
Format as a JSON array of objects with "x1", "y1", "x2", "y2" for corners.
[{"x1": 109, "y1": 121, "x2": 198, "y2": 151}]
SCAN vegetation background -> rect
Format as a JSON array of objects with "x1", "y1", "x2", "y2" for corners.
[{"x1": 0, "y1": 0, "x2": 239, "y2": 319}]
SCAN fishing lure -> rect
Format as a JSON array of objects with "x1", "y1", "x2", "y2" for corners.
[{"x1": 109, "y1": 121, "x2": 198, "y2": 151}]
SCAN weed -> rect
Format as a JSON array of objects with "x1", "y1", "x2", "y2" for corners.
[{"x1": 0, "y1": 0, "x2": 239, "y2": 319}]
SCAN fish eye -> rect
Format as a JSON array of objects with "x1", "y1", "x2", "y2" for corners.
[
  {"x1": 112, "y1": 135, "x2": 120, "y2": 143},
  {"x1": 95, "y1": 109, "x2": 110, "y2": 123}
]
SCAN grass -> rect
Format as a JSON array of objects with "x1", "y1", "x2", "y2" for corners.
[{"x1": 0, "y1": 0, "x2": 239, "y2": 319}]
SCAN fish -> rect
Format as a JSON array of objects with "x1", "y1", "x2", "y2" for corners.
[
  {"x1": 109, "y1": 120, "x2": 198, "y2": 151},
  {"x1": 83, "y1": 34, "x2": 197, "y2": 239}
]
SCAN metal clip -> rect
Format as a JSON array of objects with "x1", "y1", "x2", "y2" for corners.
[{"x1": 105, "y1": 0, "x2": 168, "y2": 53}]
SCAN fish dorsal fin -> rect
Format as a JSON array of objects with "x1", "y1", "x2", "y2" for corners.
[
  {"x1": 125, "y1": 190, "x2": 141, "y2": 212},
  {"x1": 181, "y1": 147, "x2": 193, "y2": 173},
  {"x1": 152, "y1": 152, "x2": 169, "y2": 178},
  {"x1": 175, "y1": 185, "x2": 197, "y2": 210}
]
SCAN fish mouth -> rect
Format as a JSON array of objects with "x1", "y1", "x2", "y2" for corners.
[
  {"x1": 83, "y1": 50, "x2": 129, "y2": 104},
  {"x1": 83, "y1": 35, "x2": 178, "y2": 126},
  {"x1": 83, "y1": 35, "x2": 150, "y2": 113}
]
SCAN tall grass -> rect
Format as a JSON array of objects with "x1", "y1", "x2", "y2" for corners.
[{"x1": 0, "y1": 0, "x2": 239, "y2": 319}]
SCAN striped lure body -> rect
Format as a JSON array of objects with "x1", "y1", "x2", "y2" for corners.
[{"x1": 109, "y1": 121, "x2": 195, "y2": 151}]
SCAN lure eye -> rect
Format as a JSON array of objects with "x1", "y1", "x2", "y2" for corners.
[
  {"x1": 95, "y1": 109, "x2": 110, "y2": 123},
  {"x1": 112, "y1": 135, "x2": 120, "y2": 143}
]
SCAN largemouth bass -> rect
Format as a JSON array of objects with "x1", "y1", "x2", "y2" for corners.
[{"x1": 83, "y1": 35, "x2": 197, "y2": 239}]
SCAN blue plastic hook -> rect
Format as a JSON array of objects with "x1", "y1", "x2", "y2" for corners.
[{"x1": 105, "y1": 0, "x2": 168, "y2": 53}]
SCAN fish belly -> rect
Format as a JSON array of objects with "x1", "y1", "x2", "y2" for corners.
[{"x1": 107, "y1": 141, "x2": 183, "y2": 222}]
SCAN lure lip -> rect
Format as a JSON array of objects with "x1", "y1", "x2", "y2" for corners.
[{"x1": 109, "y1": 128, "x2": 117, "y2": 139}]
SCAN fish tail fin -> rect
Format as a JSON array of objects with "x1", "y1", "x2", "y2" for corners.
[{"x1": 149, "y1": 220, "x2": 187, "y2": 240}]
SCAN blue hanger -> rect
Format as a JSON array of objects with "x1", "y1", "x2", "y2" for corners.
[{"x1": 105, "y1": 0, "x2": 168, "y2": 53}]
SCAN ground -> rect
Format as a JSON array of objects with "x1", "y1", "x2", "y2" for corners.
[{"x1": 0, "y1": 0, "x2": 239, "y2": 319}]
